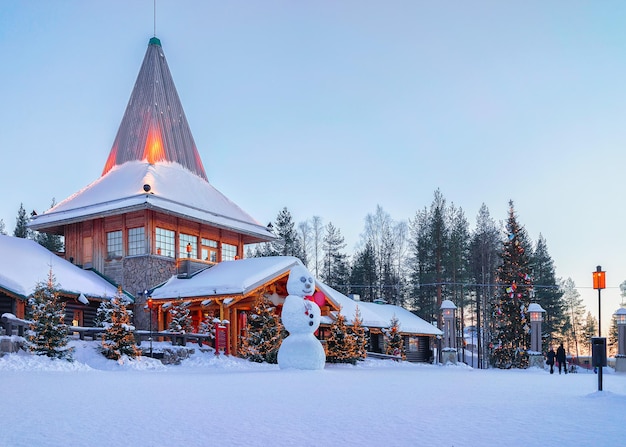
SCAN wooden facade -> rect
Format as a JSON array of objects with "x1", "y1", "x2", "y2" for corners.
[{"x1": 148, "y1": 272, "x2": 339, "y2": 356}]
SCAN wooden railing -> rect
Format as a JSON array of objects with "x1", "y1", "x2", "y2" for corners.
[
  {"x1": 1, "y1": 313, "x2": 214, "y2": 348},
  {"x1": 366, "y1": 351, "x2": 402, "y2": 361}
]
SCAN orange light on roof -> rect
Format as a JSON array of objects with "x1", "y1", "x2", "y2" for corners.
[
  {"x1": 102, "y1": 143, "x2": 119, "y2": 176},
  {"x1": 143, "y1": 125, "x2": 166, "y2": 165}
]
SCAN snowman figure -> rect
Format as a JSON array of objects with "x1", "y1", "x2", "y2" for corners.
[{"x1": 277, "y1": 265, "x2": 326, "y2": 370}]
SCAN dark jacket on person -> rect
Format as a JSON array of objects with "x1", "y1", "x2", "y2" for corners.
[
  {"x1": 556, "y1": 345, "x2": 566, "y2": 363},
  {"x1": 546, "y1": 349, "x2": 556, "y2": 365}
]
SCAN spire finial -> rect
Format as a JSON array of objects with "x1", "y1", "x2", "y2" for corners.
[{"x1": 153, "y1": 0, "x2": 157, "y2": 37}]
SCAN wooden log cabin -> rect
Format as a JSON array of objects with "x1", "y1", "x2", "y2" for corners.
[
  {"x1": 0, "y1": 234, "x2": 121, "y2": 328},
  {"x1": 28, "y1": 37, "x2": 274, "y2": 330}
]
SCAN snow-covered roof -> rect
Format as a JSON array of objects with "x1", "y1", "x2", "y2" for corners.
[
  {"x1": 150, "y1": 255, "x2": 441, "y2": 335},
  {"x1": 29, "y1": 161, "x2": 274, "y2": 242},
  {"x1": 151, "y1": 256, "x2": 302, "y2": 298},
  {"x1": 318, "y1": 282, "x2": 442, "y2": 335},
  {"x1": 0, "y1": 235, "x2": 121, "y2": 300},
  {"x1": 440, "y1": 299, "x2": 457, "y2": 310}
]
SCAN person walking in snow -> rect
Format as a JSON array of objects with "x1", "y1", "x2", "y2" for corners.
[
  {"x1": 546, "y1": 346, "x2": 556, "y2": 374},
  {"x1": 556, "y1": 342, "x2": 567, "y2": 374}
]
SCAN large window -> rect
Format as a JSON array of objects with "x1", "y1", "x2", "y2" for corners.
[
  {"x1": 179, "y1": 233, "x2": 197, "y2": 259},
  {"x1": 156, "y1": 228, "x2": 175, "y2": 258},
  {"x1": 128, "y1": 227, "x2": 145, "y2": 256},
  {"x1": 106, "y1": 231, "x2": 122, "y2": 258},
  {"x1": 222, "y1": 243, "x2": 237, "y2": 261},
  {"x1": 201, "y1": 238, "x2": 218, "y2": 263}
]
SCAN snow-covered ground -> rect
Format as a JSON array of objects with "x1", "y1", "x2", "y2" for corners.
[{"x1": 0, "y1": 340, "x2": 624, "y2": 447}]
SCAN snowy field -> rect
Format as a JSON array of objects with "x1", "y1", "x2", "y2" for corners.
[{"x1": 0, "y1": 340, "x2": 624, "y2": 447}]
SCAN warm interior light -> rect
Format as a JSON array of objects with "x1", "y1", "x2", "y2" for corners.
[{"x1": 143, "y1": 125, "x2": 166, "y2": 164}]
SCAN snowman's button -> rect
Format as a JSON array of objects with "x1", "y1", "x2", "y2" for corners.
[{"x1": 309, "y1": 321, "x2": 314, "y2": 326}]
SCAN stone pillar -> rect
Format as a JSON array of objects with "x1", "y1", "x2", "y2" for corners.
[
  {"x1": 440, "y1": 299, "x2": 457, "y2": 349},
  {"x1": 614, "y1": 307, "x2": 626, "y2": 372},
  {"x1": 528, "y1": 303, "x2": 546, "y2": 353},
  {"x1": 440, "y1": 300, "x2": 457, "y2": 364}
]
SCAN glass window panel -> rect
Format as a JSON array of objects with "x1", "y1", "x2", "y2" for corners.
[
  {"x1": 127, "y1": 227, "x2": 145, "y2": 256},
  {"x1": 222, "y1": 243, "x2": 237, "y2": 261},
  {"x1": 179, "y1": 233, "x2": 197, "y2": 259},
  {"x1": 156, "y1": 228, "x2": 175, "y2": 258},
  {"x1": 106, "y1": 231, "x2": 123, "y2": 258}
]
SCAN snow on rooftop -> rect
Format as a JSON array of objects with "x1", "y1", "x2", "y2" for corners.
[
  {"x1": 29, "y1": 161, "x2": 274, "y2": 241},
  {"x1": 151, "y1": 255, "x2": 441, "y2": 335},
  {"x1": 318, "y1": 282, "x2": 442, "y2": 335},
  {"x1": 0, "y1": 235, "x2": 120, "y2": 300},
  {"x1": 151, "y1": 256, "x2": 302, "y2": 298}
]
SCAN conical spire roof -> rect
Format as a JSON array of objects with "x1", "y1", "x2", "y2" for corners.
[{"x1": 102, "y1": 37, "x2": 207, "y2": 180}]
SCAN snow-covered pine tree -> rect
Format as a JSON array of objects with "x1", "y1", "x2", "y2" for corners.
[
  {"x1": 239, "y1": 295, "x2": 284, "y2": 363},
  {"x1": 348, "y1": 306, "x2": 368, "y2": 361},
  {"x1": 14, "y1": 203, "x2": 29, "y2": 238},
  {"x1": 168, "y1": 300, "x2": 193, "y2": 333},
  {"x1": 26, "y1": 269, "x2": 73, "y2": 361},
  {"x1": 384, "y1": 315, "x2": 405, "y2": 360},
  {"x1": 491, "y1": 201, "x2": 533, "y2": 369},
  {"x1": 101, "y1": 289, "x2": 139, "y2": 360},
  {"x1": 530, "y1": 234, "x2": 564, "y2": 344},
  {"x1": 199, "y1": 313, "x2": 219, "y2": 347},
  {"x1": 34, "y1": 199, "x2": 64, "y2": 252},
  {"x1": 0, "y1": 218, "x2": 7, "y2": 235},
  {"x1": 326, "y1": 311, "x2": 357, "y2": 364},
  {"x1": 93, "y1": 298, "x2": 114, "y2": 327}
]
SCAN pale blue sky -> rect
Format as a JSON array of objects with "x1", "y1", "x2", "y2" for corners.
[{"x1": 1, "y1": 1, "x2": 625, "y2": 331}]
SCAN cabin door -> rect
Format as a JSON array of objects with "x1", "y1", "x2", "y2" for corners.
[{"x1": 72, "y1": 310, "x2": 83, "y2": 327}]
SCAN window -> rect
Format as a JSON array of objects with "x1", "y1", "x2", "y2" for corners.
[
  {"x1": 106, "y1": 231, "x2": 122, "y2": 258},
  {"x1": 201, "y1": 238, "x2": 218, "y2": 263},
  {"x1": 128, "y1": 227, "x2": 145, "y2": 256},
  {"x1": 179, "y1": 233, "x2": 197, "y2": 259},
  {"x1": 156, "y1": 228, "x2": 175, "y2": 258},
  {"x1": 222, "y1": 243, "x2": 237, "y2": 261}
]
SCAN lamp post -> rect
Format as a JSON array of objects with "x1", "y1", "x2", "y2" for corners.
[
  {"x1": 592, "y1": 266, "x2": 606, "y2": 391},
  {"x1": 146, "y1": 290, "x2": 153, "y2": 357},
  {"x1": 528, "y1": 303, "x2": 546, "y2": 353}
]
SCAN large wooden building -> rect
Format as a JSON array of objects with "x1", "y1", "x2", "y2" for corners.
[{"x1": 28, "y1": 37, "x2": 274, "y2": 328}]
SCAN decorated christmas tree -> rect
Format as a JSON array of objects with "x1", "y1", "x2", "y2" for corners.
[
  {"x1": 26, "y1": 269, "x2": 73, "y2": 361},
  {"x1": 384, "y1": 315, "x2": 405, "y2": 360},
  {"x1": 168, "y1": 300, "x2": 193, "y2": 334},
  {"x1": 101, "y1": 288, "x2": 139, "y2": 361},
  {"x1": 326, "y1": 311, "x2": 357, "y2": 364},
  {"x1": 348, "y1": 306, "x2": 368, "y2": 361},
  {"x1": 239, "y1": 295, "x2": 285, "y2": 363},
  {"x1": 491, "y1": 201, "x2": 533, "y2": 369}
]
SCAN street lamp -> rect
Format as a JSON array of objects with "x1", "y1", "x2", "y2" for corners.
[
  {"x1": 528, "y1": 303, "x2": 546, "y2": 353},
  {"x1": 592, "y1": 266, "x2": 606, "y2": 391}
]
